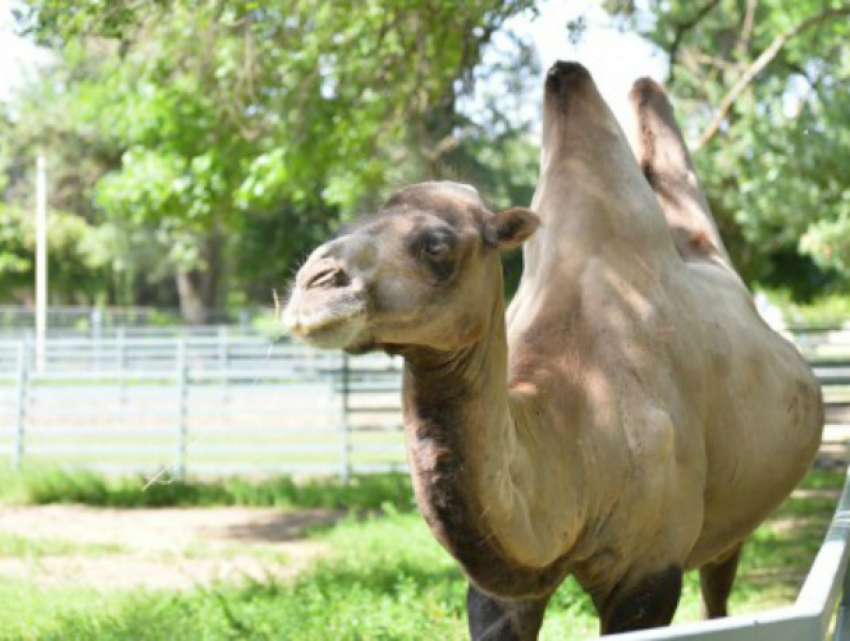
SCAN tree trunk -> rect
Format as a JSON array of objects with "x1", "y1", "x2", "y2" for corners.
[
  {"x1": 175, "y1": 269, "x2": 211, "y2": 324},
  {"x1": 174, "y1": 227, "x2": 224, "y2": 324}
]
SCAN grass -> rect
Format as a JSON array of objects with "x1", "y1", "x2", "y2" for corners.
[
  {"x1": 0, "y1": 465, "x2": 415, "y2": 511},
  {"x1": 0, "y1": 467, "x2": 844, "y2": 639},
  {"x1": 0, "y1": 535, "x2": 126, "y2": 558}
]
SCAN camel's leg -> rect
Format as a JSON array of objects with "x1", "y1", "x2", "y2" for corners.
[
  {"x1": 596, "y1": 566, "x2": 683, "y2": 635},
  {"x1": 699, "y1": 545, "x2": 743, "y2": 619},
  {"x1": 466, "y1": 582, "x2": 550, "y2": 641}
]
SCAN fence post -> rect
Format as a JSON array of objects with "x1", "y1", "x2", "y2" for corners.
[
  {"x1": 340, "y1": 352, "x2": 351, "y2": 482},
  {"x1": 175, "y1": 339, "x2": 188, "y2": 479},
  {"x1": 117, "y1": 326, "x2": 127, "y2": 409},
  {"x1": 218, "y1": 325, "x2": 229, "y2": 407},
  {"x1": 92, "y1": 308, "x2": 103, "y2": 369},
  {"x1": 13, "y1": 343, "x2": 28, "y2": 471}
]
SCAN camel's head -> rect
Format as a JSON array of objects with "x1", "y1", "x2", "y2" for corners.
[{"x1": 283, "y1": 182, "x2": 539, "y2": 354}]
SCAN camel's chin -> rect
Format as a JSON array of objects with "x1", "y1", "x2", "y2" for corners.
[
  {"x1": 289, "y1": 313, "x2": 369, "y2": 351},
  {"x1": 283, "y1": 285, "x2": 373, "y2": 351},
  {"x1": 343, "y1": 336, "x2": 380, "y2": 355}
]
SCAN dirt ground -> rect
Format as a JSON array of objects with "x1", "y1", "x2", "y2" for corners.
[
  {"x1": 0, "y1": 505, "x2": 344, "y2": 591},
  {"x1": 2, "y1": 426, "x2": 846, "y2": 595}
]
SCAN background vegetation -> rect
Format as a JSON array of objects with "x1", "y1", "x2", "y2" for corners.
[{"x1": 2, "y1": 0, "x2": 848, "y2": 321}]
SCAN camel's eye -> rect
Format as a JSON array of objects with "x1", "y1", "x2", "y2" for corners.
[
  {"x1": 422, "y1": 238, "x2": 450, "y2": 258},
  {"x1": 410, "y1": 229, "x2": 457, "y2": 282},
  {"x1": 412, "y1": 229, "x2": 456, "y2": 261}
]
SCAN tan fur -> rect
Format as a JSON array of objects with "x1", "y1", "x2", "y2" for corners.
[
  {"x1": 627, "y1": 77, "x2": 731, "y2": 268},
  {"x1": 284, "y1": 63, "x2": 823, "y2": 624}
]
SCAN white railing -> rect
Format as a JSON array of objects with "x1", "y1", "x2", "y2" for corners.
[
  {"x1": 0, "y1": 305, "x2": 259, "y2": 335},
  {"x1": 611, "y1": 467, "x2": 850, "y2": 640},
  {"x1": 0, "y1": 335, "x2": 404, "y2": 478},
  {"x1": 1, "y1": 327, "x2": 848, "y2": 478}
]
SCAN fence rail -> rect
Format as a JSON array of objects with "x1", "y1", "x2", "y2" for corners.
[
  {"x1": 1, "y1": 329, "x2": 850, "y2": 475},
  {"x1": 1, "y1": 328, "x2": 849, "y2": 476},
  {"x1": 0, "y1": 334, "x2": 404, "y2": 478},
  {"x1": 0, "y1": 305, "x2": 260, "y2": 335}
]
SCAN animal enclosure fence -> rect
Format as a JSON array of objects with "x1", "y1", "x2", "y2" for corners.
[
  {"x1": 0, "y1": 334, "x2": 405, "y2": 478},
  {"x1": 0, "y1": 305, "x2": 258, "y2": 336},
  {"x1": 1, "y1": 327, "x2": 850, "y2": 478}
]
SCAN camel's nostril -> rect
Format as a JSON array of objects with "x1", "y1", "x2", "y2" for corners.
[{"x1": 305, "y1": 266, "x2": 350, "y2": 290}]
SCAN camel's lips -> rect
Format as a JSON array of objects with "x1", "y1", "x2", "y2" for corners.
[{"x1": 282, "y1": 287, "x2": 369, "y2": 350}]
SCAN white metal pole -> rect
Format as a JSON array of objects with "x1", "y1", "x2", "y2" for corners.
[{"x1": 35, "y1": 150, "x2": 48, "y2": 372}]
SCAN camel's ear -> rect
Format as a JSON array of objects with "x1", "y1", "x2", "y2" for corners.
[{"x1": 485, "y1": 207, "x2": 540, "y2": 250}]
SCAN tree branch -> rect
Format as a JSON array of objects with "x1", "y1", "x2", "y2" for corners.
[
  {"x1": 694, "y1": 5, "x2": 850, "y2": 151},
  {"x1": 736, "y1": 0, "x2": 758, "y2": 55},
  {"x1": 667, "y1": 0, "x2": 722, "y2": 82}
]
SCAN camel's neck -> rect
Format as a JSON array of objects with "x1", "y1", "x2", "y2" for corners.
[{"x1": 400, "y1": 289, "x2": 584, "y2": 598}]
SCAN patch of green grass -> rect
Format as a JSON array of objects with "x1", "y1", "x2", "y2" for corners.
[
  {"x1": 1, "y1": 467, "x2": 843, "y2": 640},
  {"x1": 0, "y1": 465, "x2": 414, "y2": 511},
  {"x1": 798, "y1": 468, "x2": 846, "y2": 490},
  {"x1": 0, "y1": 513, "x2": 469, "y2": 641},
  {"x1": 0, "y1": 579, "x2": 117, "y2": 641},
  {"x1": 0, "y1": 535, "x2": 126, "y2": 558}
]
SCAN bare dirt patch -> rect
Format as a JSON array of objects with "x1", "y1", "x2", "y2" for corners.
[{"x1": 0, "y1": 505, "x2": 343, "y2": 591}]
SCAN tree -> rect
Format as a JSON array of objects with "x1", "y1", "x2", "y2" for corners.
[
  {"x1": 604, "y1": 0, "x2": 850, "y2": 299},
  {"x1": 10, "y1": 0, "x2": 538, "y2": 321},
  {"x1": 0, "y1": 203, "x2": 110, "y2": 303}
]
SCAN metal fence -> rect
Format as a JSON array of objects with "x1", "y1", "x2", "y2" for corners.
[
  {"x1": 0, "y1": 305, "x2": 263, "y2": 339},
  {"x1": 2, "y1": 327, "x2": 850, "y2": 478},
  {"x1": 0, "y1": 334, "x2": 405, "y2": 478}
]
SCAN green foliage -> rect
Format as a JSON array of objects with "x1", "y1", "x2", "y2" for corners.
[
  {"x1": 761, "y1": 288, "x2": 850, "y2": 327},
  {"x1": 0, "y1": 465, "x2": 415, "y2": 511},
  {"x1": 5, "y1": 0, "x2": 538, "y2": 316},
  {"x1": 0, "y1": 203, "x2": 109, "y2": 302},
  {"x1": 606, "y1": 0, "x2": 850, "y2": 299}
]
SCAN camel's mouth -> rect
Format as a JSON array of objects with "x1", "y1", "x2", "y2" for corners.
[{"x1": 283, "y1": 288, "x2": 370, "y2": 350}]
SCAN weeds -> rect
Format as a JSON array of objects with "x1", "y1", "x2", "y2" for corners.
[
  {"x1": 0, "y1": 465, "x2": 415, "y2": 511},
  {"x1": 0, "y1": 535, "x2": 126, "y2": 558}
]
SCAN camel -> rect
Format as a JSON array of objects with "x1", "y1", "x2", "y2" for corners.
[
  {"x1": 627, "y1": 76, "x2": 731, "y2": 268},
  {"x1": 283, "y1": 62, "x2": 823, "y2": 638}
]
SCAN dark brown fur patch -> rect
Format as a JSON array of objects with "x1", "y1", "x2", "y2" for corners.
[
  {"x1": 402, "y1": 350, "x2": 571, "y2": 599},
  {"x1": 596, "y1": 566, "x2": 683, "y2": 634},
  {"x1": 467, "y1": 583, "x2": 550, "y2": 640}
]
